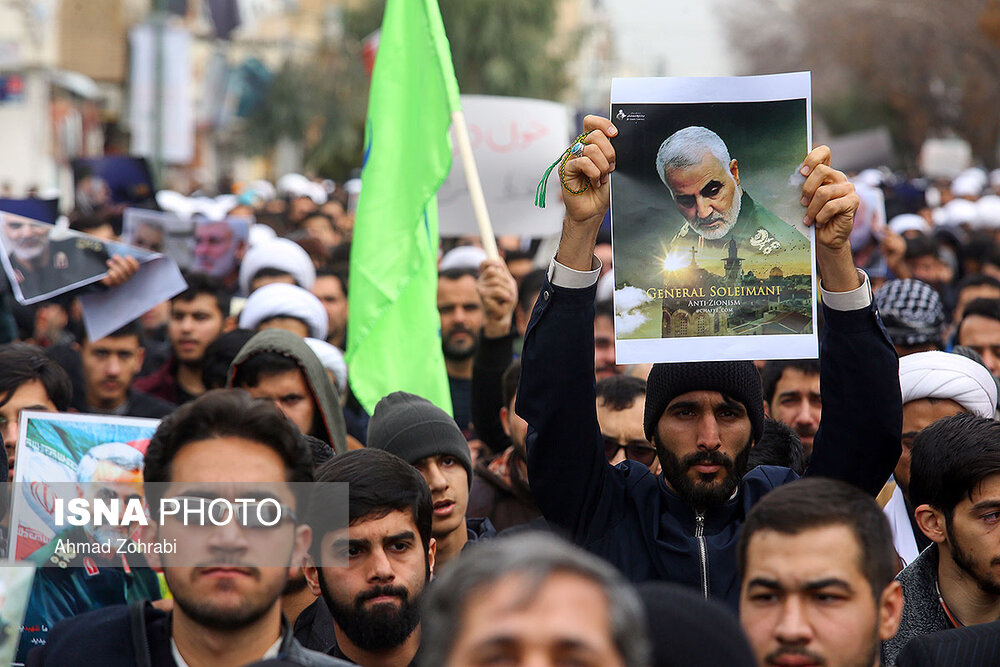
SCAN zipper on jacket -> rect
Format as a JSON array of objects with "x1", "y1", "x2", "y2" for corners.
[{"x1": 695, "y1": 511, "x2": 709, "y2": 599}]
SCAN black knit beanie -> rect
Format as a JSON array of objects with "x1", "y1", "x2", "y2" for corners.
[
  {"x1": 644, "y1": 361, "x2": 765, "y2": 445},
  {"x1": 367, "y1": 391, "x2": 473, "y2": 488}
]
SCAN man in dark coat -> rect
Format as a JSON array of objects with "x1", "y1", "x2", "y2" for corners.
[{"x1": 518, "y1": 115, "x2": 902, "y2": 608}]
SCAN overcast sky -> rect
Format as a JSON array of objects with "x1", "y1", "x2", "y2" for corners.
[{"x1": 605, "y1": 0, "x2": 736, "y2": 77}]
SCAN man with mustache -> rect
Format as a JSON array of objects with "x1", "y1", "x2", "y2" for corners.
[
  {"x1": 28, "y1": 390, "x2": 350, "y2": 666},
  {"x1": 882, "y1": 414, "x2": 1000, "y2": 665},
  {"x1": 437, "y1": 267, "x2": 484, "y2": 433},
  {"x1": 518, "y1": 115, "x2": 901, "y2": 608},
  {"x1": 656, "y1": 125, "x2": 807, "y2": 258},
  {"x1": 299, "y1": 449, "x2": 434, "y2": 666},
  {"x1": 761, "y1": 360, "x2": 821, "y2": 457},
  {"x1": 739, "y1": 478, "x2": 903, "y2": 667},
  {"x1": 75, "y1": 321, "x2": 176, "y2": 418}
]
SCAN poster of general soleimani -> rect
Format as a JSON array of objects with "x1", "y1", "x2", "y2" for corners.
[{"x1": 610, "y1": 72, "x2": 818, "y2": 364}]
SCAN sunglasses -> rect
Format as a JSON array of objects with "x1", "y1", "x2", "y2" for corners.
[{"x1": 603, "y1": 437, "x2": 657, "y2": 466}]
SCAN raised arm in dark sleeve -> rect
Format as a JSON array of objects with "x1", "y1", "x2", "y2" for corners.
[
  {"x1": 471, "y1": 332, "x2": 516, "y2": 455},
  {"x1": 806, "y1": 286, "x2": 902, "y2": 496}
]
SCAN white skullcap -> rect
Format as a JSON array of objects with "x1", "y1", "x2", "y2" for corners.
[
  {"x1": 943, "y1": 198, "x2": 979, "y2": 226},
  {"x1": 303, "y1": 181, "x2": 328, "y2": 205},
  {"x1": 344, "y1": 178, "x2": 362, "y2": 195},
  {"x1": 239, "y1": 237, "x2": 316, "y2": 294},
  {"x1": 215, "y1": 194, "x2": 238, "y2": 214},
  {"x1": 853, "y1": 168, "x2": 884, "y2": 188},
  {"x1": 245, "y1": 179, "x2": 276, "y2": 202},
  {"x1": 156, "y1": 190, "x2": 196, "y2": 221},
  {"x1": 899, "y1": 350, "x2": 997, "y2": 419},
  {"x1": 277, "y1": 173, "x2": 311, "y2": 197},
  {"x1": 439, "y1": 245, "x2": 488, "y2": 272},
  {"x1": 248, "y1": 223, "x2": 277, "y2": 248},
  {"x1": 305, "y1": 338, "x2": 348, "y2": 394},
  {"x1": 239, "y1": 283, "x2": 328, "y2": 340},
  {"x1": 976, "y1": 195, "x2": 1000, "y2": 230},
  {"x1": 958, "y1": 167, "x2": 988, "y2": 189},
  {"x1": 277, "y1": 174, "x2": 327, "y2": 205},
  {"x1": 930, "y1": 207, "x2": 948, "y2": 226},
  {"x1": 951, "y1": 174, "x2": 982, "y2": 199},
  {"x1": 888, "y1": 213, "x2": 931, "y2": 236}
]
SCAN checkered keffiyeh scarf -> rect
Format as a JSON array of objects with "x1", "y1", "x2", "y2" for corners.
[{"x1": 874, "y1": 279, "x2": 945, "y2": 347}]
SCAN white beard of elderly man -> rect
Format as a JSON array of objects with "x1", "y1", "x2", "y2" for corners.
[{"x1": 656, "y1": 126, "x2": 807, "y2": 255}]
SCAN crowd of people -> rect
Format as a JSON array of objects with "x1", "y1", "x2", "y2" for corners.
[{"x1": 0, "y1": 112, "x2": 996, "y2": 666}]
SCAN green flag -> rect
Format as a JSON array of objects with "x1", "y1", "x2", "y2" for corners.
[{"x1": 346, "y1": 0, "x2": 461, "y2": 416}]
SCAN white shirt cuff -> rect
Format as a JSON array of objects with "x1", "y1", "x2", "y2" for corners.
[
  {"x1": 820, "y1": 269, "x2": 872, "y2": 311},
  {"x1": 548, "y1": 255, "x2": 602, "y2": 289}
]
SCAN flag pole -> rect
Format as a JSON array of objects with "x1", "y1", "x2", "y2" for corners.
[{"x1": 450, "y1": 109, "x2": 500, "y2": 261}]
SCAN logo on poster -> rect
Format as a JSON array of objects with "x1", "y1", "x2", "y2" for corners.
[{"x1": 615, "y1": 109, "x2": 645, "y2": 122}]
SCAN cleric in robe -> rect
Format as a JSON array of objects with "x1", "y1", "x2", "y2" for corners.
[{"x1": 655, "y1": 126, "x2": 807, "y2": 260}]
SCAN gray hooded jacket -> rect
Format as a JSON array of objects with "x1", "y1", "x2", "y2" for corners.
[{"x1": 227, "y1": 329, "x2": 348, "y2": 454}]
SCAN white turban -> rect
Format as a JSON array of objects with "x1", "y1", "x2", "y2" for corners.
[
  {"x1": 239, "y1": 237, "x2": 316, "y2": 294},
  {"x1": 439, "y1": 245, "x2": 487, "y2": 272},
  {"x1": 305, "y1": 338, "x2": 348, "y2": 394},
  {"x1": 951, "y1": 174, "x2": 982, "y2": 199},
  {"x1": 888, "y1": 213, "x2": 930, "y2": 237},
  {"x1": 976, "y1": 195, "x2": 1000, "y2": 230},
  {"x1": 899, "y1": 350, "x2": 997, "y2": 418},
  {"x1": 248, "y1": 223, "x2": 277, "y2": 248},
  {"x1": 942, "y1": 198, "x2": 979, "y2": 227},
  {"x1": 239, "y1": 283, "x2": 328, "y2": 340}
]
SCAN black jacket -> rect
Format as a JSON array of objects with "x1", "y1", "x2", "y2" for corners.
[
  {"x1": 516, "y1": 275, "x2": 901, "y2": 609},
  {"x1": 896, "y1": 617, "x2": 1000, "y2": 667},
  {"x1": 27, "y1": 602, "x2": 352, "y2": 667}
]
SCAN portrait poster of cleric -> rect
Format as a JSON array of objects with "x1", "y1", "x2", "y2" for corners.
[
  {"x1": 8, "y1": 411, "x2": 158, "y2": 562},
  {"x1": 609, "y1": 72, "x2": 817, "y2": 363},
  {"x1": 0, "y1": 212, "x2": 156, "y2": 306}
]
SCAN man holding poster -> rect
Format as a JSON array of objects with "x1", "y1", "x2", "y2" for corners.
[{"x1": 517, "y1": 109, "x2": 901, "y2": 609}]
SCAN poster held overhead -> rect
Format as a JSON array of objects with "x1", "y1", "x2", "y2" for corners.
[
  {"x1": 0, "y1": 212, "x2": 188, "y2": 341},
  {"x1": 610, "y1": 72, "x2": 817, "y2": 364}
]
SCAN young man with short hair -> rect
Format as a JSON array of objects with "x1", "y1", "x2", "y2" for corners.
[
  {"x1": 299, "y1": 448, "x2": 434, "y2": 666},
  {"x1": 956, "y1": 297, "x2": 1000, "y2": 378},
  {"x1": 228, "y1": 329, "x2": 347, "y2": 454},
  {"x1": 420, "y1": 532, "x2": 649, "y2": 667},
  {"x1": 760, "y1": 359, "x2": 821, "y2": 456},
  {"x1": 438, "y1": 267, "x2": 484, "y2": 432},
  {"x1": 76, "y1": 321, "x2": 175, "y2": 419},
  {"x1": 367, "y1": 392, "x2": 494, "y2": 568},
  {"x1": 883, "y1": 413, "x2": 1000, "y2": 664},
  {"x1": 135, "y1": 274, "x2": 231, "y2": 405},
  {"x1": 738, "y1": 478, "x2": 903, "y2": 667},
  {"x1": 597, "y1": 374, "x2": 659, "y2": 475},
  {"x1": 26, "y1": 390, "x2": 351, "y2": 667},
  {"x1": 0, "y1": 343, "x2": 71, "y2": 477},
  {"x1": 311, "y1": 269, "x2": 348, "y2": 350}
]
